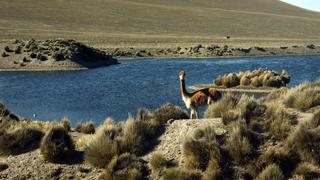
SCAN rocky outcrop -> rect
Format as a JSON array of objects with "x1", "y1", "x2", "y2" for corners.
[{"x1": 0, "y1": 39, "x2": 118, "y2": 71}]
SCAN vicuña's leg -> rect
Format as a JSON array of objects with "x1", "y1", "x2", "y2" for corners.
[
  {"x1": 207, "y1": 96, "x2": 213, "y2": 105},
  {"x1": 195, "y1": 110, "x2": 199, "y2": 119},
  {"x1": 190, "y1": 108, "x2": 195, "y2": 119}
]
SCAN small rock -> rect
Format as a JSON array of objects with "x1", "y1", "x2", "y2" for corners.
[
  {"x1": 37, "y1": 54, "x2": 48, "y2": 61},
  {"x1": 49, "y1": 167, "x2": 62, "y2": 178},
  {"x1": 78, "y1": 166, "x2": 92, "y2": 173},
  {"x1": 20, "y1": 62, "x2": 27, "y2": 66},
  {"x1": 280, "y1": 46, "x2": 288, "y2": 49},
  {"x1": 1, "y1": 52, "x2": 8, "y2": 57},
  {"x1": 4, "y1": 46, "x2": 13, "y2": 52},
  {"x1": 30, "y1": 53, "x2": 37, "y2": 58},
  {"x1": 307, "y1": 44, "x2": 316, "y2": 49},
  {"x1": 23, "y1": 57, "x2": 31, "y2": 62},
  {"x1": 14, "y1": 46, "x2": 22, "y2": 54}
]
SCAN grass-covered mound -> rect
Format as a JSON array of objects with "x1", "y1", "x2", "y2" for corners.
[
  {"x1": 213, "y1": 68, "x2": 290, "y2": 88},
  {"x1": 158, "y1": 80, "x2": 320, "y2": 179},
  {"x1": 84, "y1": 103, "x2": 189, "y2": 170}
]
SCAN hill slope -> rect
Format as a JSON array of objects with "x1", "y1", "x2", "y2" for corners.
[{"x1": 0, "y1": 0, "x2": 320, "y2": 46}]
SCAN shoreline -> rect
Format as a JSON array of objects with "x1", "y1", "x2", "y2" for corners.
[{"x1": 118, "y1": 53, "x2": 320, "y2": 61}]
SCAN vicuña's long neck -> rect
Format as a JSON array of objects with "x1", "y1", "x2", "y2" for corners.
[{"x1": 180, "y1": 79, "x2": 191, "y2": 97}]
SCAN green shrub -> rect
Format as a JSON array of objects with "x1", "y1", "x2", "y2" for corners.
[
  {"x1": 0, "y1": 126, "x2": 44, "y2": 155},
  {"x1": 40, "y1": 126, "x2": 75, "y2": 163}
]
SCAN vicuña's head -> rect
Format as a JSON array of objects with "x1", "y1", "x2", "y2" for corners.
[{"x1": 179, "y1": 70, "x2": 186, "y2": 80}]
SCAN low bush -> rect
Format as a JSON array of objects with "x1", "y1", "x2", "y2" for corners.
[
  {"x1": 102, "y1": 153, "x2": 149, "y2": 180},
  {"x1": 294, "y1": 162, "x2": 320, "y2": 180},
  {"x1": 0, "y1": 126, "x2": 44, "y2": 155},
  {"x1": 85, "y1": 130, "x2": 119, "y2": 168},
  {"x1": 149, "y1": 153, "x2": 168, "y2": 171},
  {"x1": 205, "y1": 93, "x2": 235, "y2": 118},
  {"x1": 60, "y1": 117, "x2": 71, "y2": 132},
  {"x1": 161, "y1": 168, "x2": 202, "y2": 180},
  {"x1": 183, "y1": 126, "x2": 220, "y2": 170},
  {"x1": 153, "y1": 103, "x2": 189, "y2": 124},
  {"x1": 285, "y1": 123, "x2": 320, "y2": 164},
  {"x1": 75, "y1": 121, "x2": 95, "y2": 134},
  {"x1": 256, "y1": 164, "x2": 284, "y2": 180},
  {"x1": 40, "y1": 126, "x2": 75, "y2": 163},
  {"x1": 283, "y1": 85, "x2": 320, "y2": 112},
  {"x1": 202, "y1": 158, "x2": 221, "y2": 180},
  {"x1": 224, "y1": 121, "x2": 251, "y2": 164}
]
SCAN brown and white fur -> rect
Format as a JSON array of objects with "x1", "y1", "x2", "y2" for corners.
[{"x1": 179, "y1": 70, "x2": 222, "y2": 119}]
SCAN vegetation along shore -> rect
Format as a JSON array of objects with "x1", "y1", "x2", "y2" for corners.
[{"x1": 1, "y1": 76, "x2": 320, "y2": 179}]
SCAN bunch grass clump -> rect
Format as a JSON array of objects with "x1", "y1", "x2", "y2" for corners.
[
  {"x1": 183, "y1": 125, "x2": 221, "y2": 170},
  {"x1": 40, "y1": 126, "x2": 75, "y2": 163},
  {"x1": 205, "y1": 93, "x2": 236, "y2": 118},
  {"x1": 224, "y1": 121, "x2": 251, "y2": 164},
  {"x1": 60, "y1": 117, "x2": 71, "y2": 132},
  {"x1": 283, "y1": 82, "x2": 320, "y2": 112},
  {"x1": 161, "y1": 168, "x2": 202, "y2": 180},
  {"x1": 0, "y1": 126, "x2": 44, "y2": 155},
  {"x1": 256, "y1": 164, "x2": 284, "y2": 180},
  {"x1": 75, "y1": 121, "x2": 95, "y2": 134},
  {"x1": 213, "y1": 68, "x2": 290, "y2": 88},
  {"x1": 102, "y1": 153, "x2": 149, "y2": 180},
  {"x1": 149, "y1": 153, "x2": 168, "y2": 171}
]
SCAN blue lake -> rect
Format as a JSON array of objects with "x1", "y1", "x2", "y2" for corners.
[{"x1": 0, "y1": 56, "x2": 319, "y2": 125}]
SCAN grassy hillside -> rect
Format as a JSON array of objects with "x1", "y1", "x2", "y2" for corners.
[{"x1": 0, "y1": 0, "x2": 320, "y2": 47}]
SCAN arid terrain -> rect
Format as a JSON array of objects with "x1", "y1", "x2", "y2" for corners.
[{"x1": 0, "y1": 0, "x2": 320, "y2": 48}]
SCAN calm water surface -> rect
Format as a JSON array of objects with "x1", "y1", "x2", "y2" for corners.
[{"x1": 0, "y1": 56, "x2": 319, "y2": 125}]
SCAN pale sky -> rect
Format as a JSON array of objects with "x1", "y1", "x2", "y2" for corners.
[{"x1": 280, "y1": 0, "x2": 320, "y2": 12}]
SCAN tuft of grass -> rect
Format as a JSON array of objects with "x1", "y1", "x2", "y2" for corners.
[
  {"x1": 294, "y1": 162, "x2": 320, "y2": 180},
  {"x1": 84, "y1": 130, "x2": 119, "y2": 168},
  {"x1": 251, "y1": 76, "x2": 262, "y2": 87},
  {"x1": 256, "y1": 164, "x2": 284, "y2": 180},
  {"x1": 224, "y1": 121, "x2": 251, "y2": 164},
  {"x1": 202, "y1": 158, "x2": 221, "y2": 180},
  {"x1": 149, "y1": 153, "x2": 168, "y2": 171},
  {"x1": 0, "y1": 126, "x2": 44, "y2": 155},
  {"x1": 75, "y1": 121, "x2": 95, "y2": 134},
  {"x1": 102, "y1": 153, "x2": 149, "y2": 180},
  {"x1": 205, "y1": 93, "x2": 235, "y2": 118},
  {"x1": 255, "y1": 147, "x2": 299, "y2": 178},
  {"x1": 285, "y1": 123, "x2": 320, "y2": 164},
  {"x1": 153, "y1": 103, "x2": 189, "y2": 124},
  {"x1": 283, "y1": 83, "x2": 320, "y2": 112},
  {"x1": 240, "y1": 76, "x2": 251, "y2": 86},
  {"x1": 40, "y1": 126, "x2": 75, "y2": 163},
  {"x1": 221, "y1": 109, "x2": 241, "y2": 125},
  {"x1": 161, "y1": 168, "x2": 202, "y2": 180},
  {"x1": 183, "y1": 125, "x2": 220, "y2": 170},
  {"x1": 213, "y1": 76, "x2": 223, "y2": 86},
  {"x1": 60, "y1": 117, "x2": 71, "y2": 132}
]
